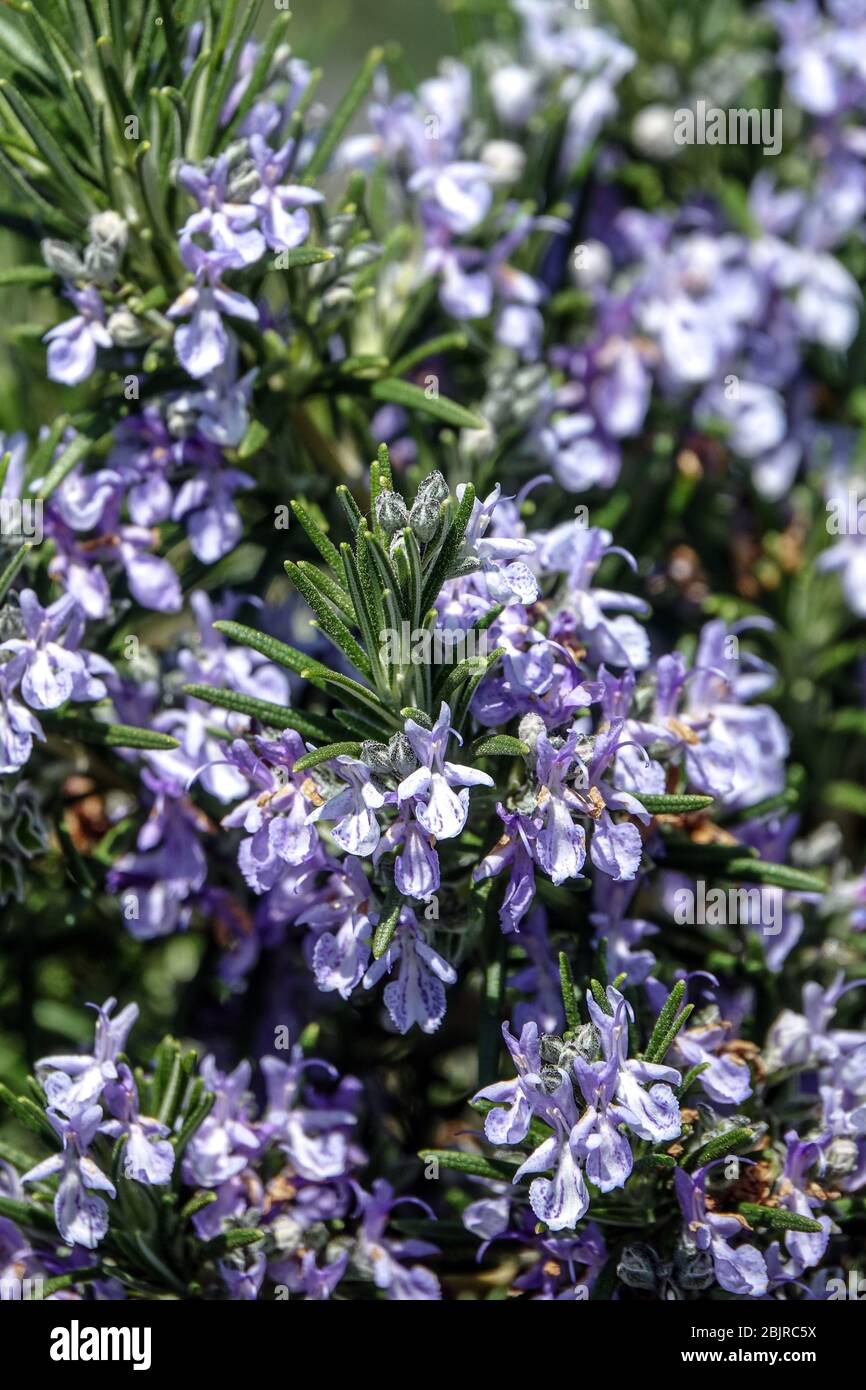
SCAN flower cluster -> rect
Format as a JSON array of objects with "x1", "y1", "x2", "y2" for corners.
[{"x1": 0, "y1": 0, "x2": 865, "y2": 1305}]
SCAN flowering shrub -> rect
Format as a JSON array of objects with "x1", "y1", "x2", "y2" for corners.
[{"x1": 0, "y1": 0, "x2": 865, "y2": 1304}]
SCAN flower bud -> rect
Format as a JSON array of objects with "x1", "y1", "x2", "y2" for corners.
[
  {"x1": 674, "y1": 1244, "x2": 714, "y2": 1291},
  {"x1": 518, "y1": 712, "x2": 546, "y2": 759},
  {"x1": 165, "y1": 396, "x2": 198, "y2": 439},
  {"x1": 617, "y1": 1243, "x2": 659, "y2": 1291},
  {"x1": 88, "y1": 211, "x2": 128, "y2": 254},
  {"x1": 409, "y1": 499, "x2": 441, "y2": 543},
  {"x1": 360, "y1": 740, "x2": 393, "y2": 776},
  {"x1": 416, "y1": 470, "x2": 449, "y2": 506},
  {"x1": 84, "y1": 241, "x2": 122, "y2": 284},
  {"x1": 539, "y1": 1033, "x2": 564, "y2": 1064},
  {"x1": 481, "y1": 139, "x2": 525, "y2": 186},
  {"x1": 387, "y1": 733, "x2": 418, "y2": 779},
  {"x1": 376, "y1": 491, "x2": 409, "y2": 536},
  {"x1": 228, "y1": 162, "x2": 259, "y2": 201},
  {"x1": 41, "y1": 239, "x2": 84, "y2": 279},
  {"x1": 825, "y1": 1137, "x2": 859, "y2": 1177},
  {"x1": 107, "y1": 308, "x2": 150, "y2": 348}
]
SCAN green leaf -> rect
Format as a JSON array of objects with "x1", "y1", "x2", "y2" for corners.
[
  {"x1": 372, "y1": 897, "x2": 402, "y2": 959},
  {"x1": 417, "y1": 1149, "x2": 516, "y2": 1181},
  {"x1": 677, "y1": 1062, "x2": 710, "y2": 1098},
  {"x1": 295, "y1": 560, "x2": 356, "y2": 622},
  {"x1": 237, "y1": 419, "x2": 269, "y2": 460},
  {"x1": 0, "y1": 1194, "x2": 58, "y2": 1233},
  {"x1": 738, "y1": 1203, "x2": 823, "y2": 1235},
  {"x1": 829, "y1": 708, "x2": 866, "y2": 736},
  {"x1": 661, "y1": 837, "x2": 759, "y2": 868},
  {"x1": 202, "y1": 1228, "x2": 264, "y2": 1260},
  {"x1": 0, "y1": 541, "x2": 32, "y2": 604},
  {"x1": 278, "y1": 245, "x2": 335, "y2": 269},
  {"x1": 635, "y1": 1153, "x2": 677, "y2": 1172},
  {"x1": 589, "y1": 978, "x2": 613, "y2": 1015},
  {"x1": 0, "y1": 1082, "x2": 57, "y2": 1141},
  {"x1": 180, "y1": 1190, "x2": 219, "y2": 1225},
  {"x1": 293, "y1": 741, "x2": 362, "y2": 772},
  {"x1": 336, "y1": 484, "x2": 363, "y2": 537},
  {"x1": 213, "y1": 621, "x2": 328, "y2": 682},
  {"x1": 370, "y1": 378, "x2": 485, "y2": 431},
  {"x1": 558, "y1": 952, "x2": 580, "y2": 1032},
  {"x1": 171, "y1": 1091, "x2": 215, "y2": 1164},
  {"x1": 635, "y1": 793, "x2": 715, "y2": 814},
  {"x1": 180, "y1": 684, "x2": 335, "y2": 742},
  {"x1": 390, "y1": 332, "x2": 469, "y2": 378},
  {"x1": 290, "y1": 500, "x2": 346, "y2": 581},
  {"x1": 0, "y1": 78, "x2": 97, "y2": 208},
  {"x1": 304, "y1": 46, "x2": 384, "y2": 181},
  {"x1": 825, "y1": 780, "x2": 866, "y2": 817},
  {"x1": 286, "y1": 559, "x2": 372, "y2": 678},
  {"x1": 37, "y1": 1268, "x2": 102, "y2": 1299},
  {"x1": 648, "y1": 1003, "x2": 694, "y2": 1066},
  {"x1": 688, "y1": 1127, "x2": 756, "y2": 1168},
  {"x1": 420, "y1": 483, "x2": 475, "y2": 614},
  {"x1": 400, "y1": 707, "x2": 432, "y2": 728},
  {"x1": 645, "y1": 980, "x2": 687, "y2": 1063},
  {"x1": 43, "y1": 716, "x2": 180, "y2": 751},
  {"x1": 719, "y1": 860, "x2": 826, "y2": 894},
  {"x1": 339, "y1": 542, "x2": 387, "y2": 688},
  {"x1": 473, "y1": 734, "x2": 529, "y2": 758},
  {"x1": 0, "y1": 264, "x2": 54, "y2": 286}
]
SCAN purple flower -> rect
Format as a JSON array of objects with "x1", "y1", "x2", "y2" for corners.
[
  {"x1": 223, "y1": 733, "x2": 319, "y2": 891},
  {"x1": 457, "y1": 485, "x2": 539, "y2": 606},
  {"x1": 37, "y1": 997, "x2": 139, "y2": 1115},
  {"x1": 363, "y1": 912, "x2": 456, "y2": 1035},
  {"x1": 22, "y1": 1106, "x2": 115, "y2": 1250},
  {"x1": 586, "y1": 986, "x2": 682, "y2": 1143},
  {"x1": 356, "y1": 1180, "x2": 441, "y2": 1300},
  {"x1": 397, "y1": 702, "x2": 493, "y2": 841},
  {"x1": 0, "y1": 653, "x2": 44, "y2": 773},
  {"x1": 178, "y1": 158, "x2": 266, "y2": 265},
  {"x1": 168, "y1": 234, "x2": 259, "y2": 379},
  {"x1": 183, "y1": 1058, "x2": 259, "y2": 1189},
  {"x1": 474, "y1": 803, "x2": 541, "y2": 933},
  {"x1": 261, "y1": 1052, "x2": 356, "y2": 1180},
  {"x1": 307, "y1": 754, "x2": 386, "y2": 857},
  {"x1": 1, "y1": 590, "x2": 110, "y2": 712},
  {"x1": 675, "y1": 1164, "x2": 768, "y2": 1297},
  {"x1": 771, "y1": 1134, "x2": 833, "y2": 1278},
  {"x1": 248, "y1": 135, "x2": 324, "y2": 250},
  {"x1": 100, "y1": 1065, "x2": 174, "y2": 1186},
  {"x1": 44, "y1": 287, "x2": 112, "y2": 386}
]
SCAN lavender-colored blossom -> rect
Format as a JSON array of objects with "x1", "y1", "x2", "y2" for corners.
[
  {"x1": 22, "y1": 1106, "x2": 115, "y2": 1250},
  {"x1": 674, "y1": 1164, "x2": 768, "y2": 1297},
  {"x1": 1, "y1": 590, "x2": 110, "y2": 712},
  {"x1": 363, "y1": 912, "x2": 456, "y2": 1035},
  {"x1": 101, "y1": 1065, "x2": 175, "y2": 1186},
  {"x1": 37, "y1": 997, "x2": 139, "y2": 1115},
  {"x1": 44, "y1": 286, "x2": 112, "y2": 386}
]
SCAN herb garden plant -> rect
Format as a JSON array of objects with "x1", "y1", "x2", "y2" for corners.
[{"x1": 0, "y1": 0, "x2": 865, "y2": 1304}]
